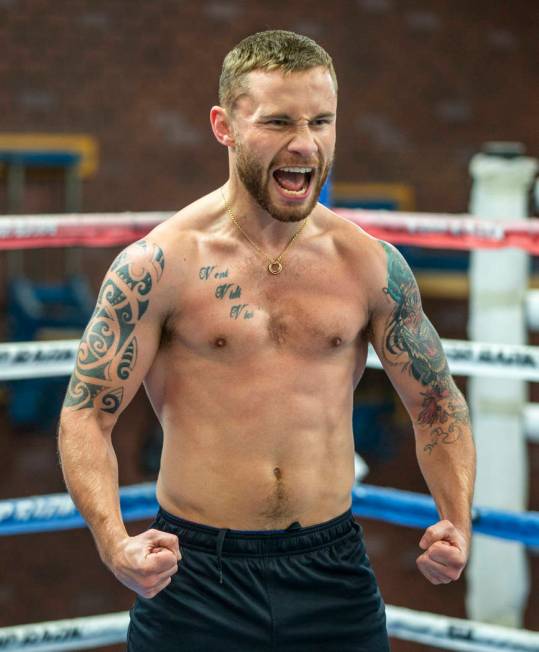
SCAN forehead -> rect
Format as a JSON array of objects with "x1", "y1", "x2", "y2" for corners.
[{"x1": 235, "y1": 66, "x2": 337, "y2": 117}]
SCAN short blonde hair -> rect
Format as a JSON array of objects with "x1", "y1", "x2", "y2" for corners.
[{"x1": 219, "y1": 30, "x2": 338, "y2": 111}]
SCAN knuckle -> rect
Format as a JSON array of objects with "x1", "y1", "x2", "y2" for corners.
[{"x1": 449, "y1": 568, "x2": 462, "y2": 581}]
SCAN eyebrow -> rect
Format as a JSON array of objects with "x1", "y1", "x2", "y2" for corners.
[{"x1": 259, "y1": 112, "x2": 336, "y2": 121}]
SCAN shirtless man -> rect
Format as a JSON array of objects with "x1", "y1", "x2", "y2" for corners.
[{"x1": 58, "y1": 30, "x2": 476, "y2": 652}]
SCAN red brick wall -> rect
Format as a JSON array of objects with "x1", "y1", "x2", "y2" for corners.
[{"x1": 1, "y1": 0, "x2": 537, "y2": 214}]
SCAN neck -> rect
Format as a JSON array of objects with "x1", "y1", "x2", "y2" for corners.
[{"x1": 222, "y1": 178, "x2": 311, "y2": 250}]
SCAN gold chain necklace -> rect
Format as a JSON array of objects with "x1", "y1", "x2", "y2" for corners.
[{"x1": 221, "y1": 190, "x2": 309, "y2": 275}]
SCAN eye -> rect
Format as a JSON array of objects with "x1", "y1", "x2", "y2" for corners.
[
  {"x1": 311, "y1": 118, "x2": 331, "y2": 127},
  {"x1": 266, "y1": 119, "x2": 288, "y2": 127}
]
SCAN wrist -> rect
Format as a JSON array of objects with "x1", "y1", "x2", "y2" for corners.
[
  {"x1": 93, "y1": 523, "x2": 130, "y2": 570},
  {"x1": 441, "y1": 517, "x2": 472, "y2": 550},
  {"x1": 445, "y1": 516, "x2": 472, "y2": 535}
]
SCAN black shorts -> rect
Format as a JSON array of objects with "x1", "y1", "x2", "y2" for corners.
[{"x1": 127, "y1": 506, "x2": 389, "y2": 652}]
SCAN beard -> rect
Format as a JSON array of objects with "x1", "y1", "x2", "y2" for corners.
[{"x1": 235, "y1": 142, "x2": 333, "y2": 223}]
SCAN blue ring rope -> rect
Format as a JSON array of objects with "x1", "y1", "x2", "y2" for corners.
[{"x1": 0, "y1": 483, "x2": 537, "y2": 546}]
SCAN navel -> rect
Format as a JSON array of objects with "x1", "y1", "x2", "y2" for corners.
[{"x1": 273, "y1": 467, "x2": 282, "y2": 480}]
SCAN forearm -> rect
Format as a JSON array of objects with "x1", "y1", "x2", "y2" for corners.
[
  {"x1": 414, "y1": 421, "x2": 476, "y2": 534},
  {"x1": 58, "y1": 411, "x2": 128, "y2": 568}
]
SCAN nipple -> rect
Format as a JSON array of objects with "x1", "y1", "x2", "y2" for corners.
[
  {"x1": 215, "y1": 337, "x2": 227, "y2": 347},
  {"x1": 331, "y1": 336, "x2": 343, "y2": 347}
]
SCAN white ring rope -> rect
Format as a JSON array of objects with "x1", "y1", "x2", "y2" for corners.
[
  {"x1": 0, "y1": 209, "x2": 533, "y2": 237},
  {"x1": 385, "y1": 606, "x2": 539, "y2": 652},
  {"x1": 0, "y1": 606, "x2": 537, "y2": 652},
  {"x1": 0, "y1": 212, "x2": 537, "y2": 649},
  {"x1": 0, "y1": 612, "x2": 129, "y2": 652},
  {"x1": 2, "y1": 338, "x2": 539, "y2": 382},
  {"x1": 0, "y1": 340, "x2": 79, "y2": 380}
]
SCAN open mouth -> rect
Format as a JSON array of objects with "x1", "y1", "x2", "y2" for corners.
[{"x1": 272, "y1": 166, "x2": 314, "y2": 198}]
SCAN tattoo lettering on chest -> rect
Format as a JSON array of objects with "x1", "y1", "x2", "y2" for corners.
[
  {"x1": 381, "y1": 242, "x2": 470, "y2": 454},
  {"x1": 63, "y1": 240, "x2": 165, "y2": 414},
  {"x1": 198, "y1": 264, "x2": 255, "y2": 320}
]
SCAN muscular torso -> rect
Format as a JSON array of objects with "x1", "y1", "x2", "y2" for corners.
[{"x1": 144, "y1": 198, "x2": 379, "y2": 530}]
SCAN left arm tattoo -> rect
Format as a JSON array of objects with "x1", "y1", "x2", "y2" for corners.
[{"x1": 380, "y1": 242, "x2": 470, "y2": 454}]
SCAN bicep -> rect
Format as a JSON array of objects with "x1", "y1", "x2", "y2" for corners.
[
  {"x1": 370, "y1": 242, "x2": 449, "y2": 393},
  {"x1": 369, "y1": 242, "x2": 469, "y2": 447},
  {"x1": 61, "y1": 239, "x2": 165, "y2": 427}
]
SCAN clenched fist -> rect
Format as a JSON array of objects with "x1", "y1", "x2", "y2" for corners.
[
  {"x1": 110, "y1": 529, "x2": 181, "y2": 598},
  {"x1": 416, "y1": 520, "x2": 469, "y2": 585}
]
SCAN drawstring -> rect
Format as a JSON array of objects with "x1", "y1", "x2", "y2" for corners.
[{"x1": 216, "y1": 528, "x2": 229, "y2": 584}]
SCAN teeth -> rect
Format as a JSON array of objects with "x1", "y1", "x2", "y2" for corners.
[
  {"x1": 281, "y1": 187, "x2": 308, "y2": 195},
  {"x1": 280, "y1": 167, "x2": 313, "y2": 173}
]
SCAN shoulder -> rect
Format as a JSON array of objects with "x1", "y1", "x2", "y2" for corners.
[
  {"x1": 315, "y1": 206, "x2": 420, "y2": 315},
  {"x1": 135, "y1": 190, "x2": 223, "y2": 258},
  {"x1": 315, "y1": 205, "x2": 390, "y2": 281},
  {"x1": 110, "y1": 190, "x2": 223, "y2": 281}
]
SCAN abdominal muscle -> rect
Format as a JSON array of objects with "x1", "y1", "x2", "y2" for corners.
[{"x1": 152, "y1": 366, "x2": 357, "y2": 530}]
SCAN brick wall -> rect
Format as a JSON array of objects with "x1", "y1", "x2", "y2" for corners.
[{"x1": 1, "y1": 0, "x2": 537, "y2": 214}]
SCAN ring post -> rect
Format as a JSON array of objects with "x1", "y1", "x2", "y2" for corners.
[{"x1": 466, "y1": 143, "x2": 538, "y2": 626}]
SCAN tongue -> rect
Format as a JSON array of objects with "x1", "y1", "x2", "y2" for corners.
[{"x1": 274, "y1": 170, "x2": 306, "y2": 191}]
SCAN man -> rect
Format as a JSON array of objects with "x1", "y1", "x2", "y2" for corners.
[{"x1": 58, "y1": 30, "x2": 476, "y2": 652}]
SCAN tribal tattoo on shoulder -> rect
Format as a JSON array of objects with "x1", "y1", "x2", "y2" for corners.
[
  {"x1": 380, "y1": 242, "x2": 470, "y2": 454},
  {"x1": 63, "y1": 240, "x2": 165, "y2": 414}
]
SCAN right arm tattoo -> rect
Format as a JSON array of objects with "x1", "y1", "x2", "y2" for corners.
[{"x1": 63, "y1": 240, "x2": 165, "y2": 414}]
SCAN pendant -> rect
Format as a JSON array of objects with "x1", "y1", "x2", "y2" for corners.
[{"x1": 268, "y1": 260, "x2": 283, "y2": 275}]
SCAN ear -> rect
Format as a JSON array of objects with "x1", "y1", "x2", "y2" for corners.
[{"x1": 210, "y1": 106, "x2": 236, "y2": 148}]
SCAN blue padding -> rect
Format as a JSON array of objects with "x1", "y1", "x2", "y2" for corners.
[
  {"x1": 6, "y1": 275, "x2": 95, "y2": 428},
  {"x1": 0, "y1": 150, "x2": 80, "y2": 167},
  {"x1": 318, "y1": 175, "x2": 332, "y2": 207},
  {"x1": 1, "y1": 483, "x2": 538, "y2": 547}
]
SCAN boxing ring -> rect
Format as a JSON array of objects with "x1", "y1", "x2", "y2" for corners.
[{"x1": 1, "y1": 207, "x2": 539, "y2": 651}]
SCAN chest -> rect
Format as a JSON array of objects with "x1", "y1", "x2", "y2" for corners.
[{"x1": 166, "y1": 248, "x2": 369, "y2": 357}]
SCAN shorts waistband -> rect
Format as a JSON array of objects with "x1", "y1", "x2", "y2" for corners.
[
  {"x1": 154, "y1": 506, "x2": 356, "y2": 554},
  {"x1": 154, "y1": 506, "x2": 358, "y2": 584}
]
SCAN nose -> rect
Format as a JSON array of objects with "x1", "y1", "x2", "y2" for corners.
[{"x1": 287, "y1": 124, "x2": 318, "y2": 159}]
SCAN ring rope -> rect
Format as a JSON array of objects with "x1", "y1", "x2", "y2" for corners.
[
  {"x1": 2, "y1": 339, "x2": 539, "y2": 381},
  {"x1": 0, "y1": 612, "x2": 129, "y2": 652},
  {"x1": 0, "y1": 606, "x2": 537, "y2": 652},
  {"x1": 2, "y1": 209, "x2": 539, "y2": 252},
  {"x1": 1, "y1": 483, "x2": 537, "y2": 547},
  {"x1": 1, "y1": 209, "x2": 537, "y2": 648},
  {"x1": 385, "y1": 605, "x2": 539, "y2": 652}
]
